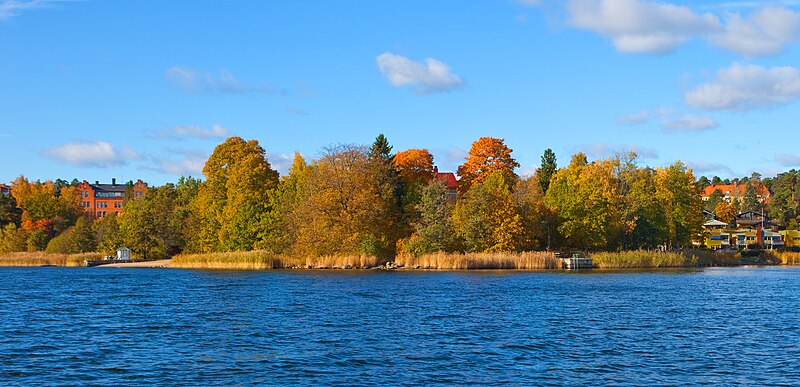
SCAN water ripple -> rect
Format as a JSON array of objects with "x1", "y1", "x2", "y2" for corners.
[{"x1": 1, "y1": 267, "x2": 800, "y2": 384}]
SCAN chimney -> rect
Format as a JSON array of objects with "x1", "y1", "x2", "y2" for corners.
[
  {"x1": 95, "y1": 181, "x2": 99, "y2": 185},
  {"x1": 433, "y1": 166, "x2": 439, "y2": 174},
  {"x1": 112, "y1": 178, "x2": 116, "y2": 185}
]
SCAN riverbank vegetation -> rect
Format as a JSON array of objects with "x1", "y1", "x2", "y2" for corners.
[
  {"x1": 171, "y1": 251, "x2": 380, "y2": 270},
  {"x1": 590, "y1": 250, "x2": 741, "y2": 269},
  {"x1": 2, "y1": 134, "x2": 799, "y2": 270},
  {"x1": 0, "y1": 252, "x2": 102, "y2": 267},
  {"x1": 396, "y1": 252, "x2": 558, "y2": 270}
]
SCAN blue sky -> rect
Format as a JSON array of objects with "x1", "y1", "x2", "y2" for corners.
[{"x1": 3, "y1": 0, "x2": 800, "y2": 185}]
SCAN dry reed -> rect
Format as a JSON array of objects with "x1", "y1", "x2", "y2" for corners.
[
  {"x1": 591, "y1": 250, "x2": 741, "y2": 269},
  {"x1": 170, "y1": 250, "x2": 381, "y2": 270},
  {"x1": 0, "y1": 252, "x2": 103, "y2": 267},
  {"x1": 774, "y1": 251, "x2": 800, "y2": 265},
  {"x1": 395, "y1": 251, "x2": 558, "y2": 270}
]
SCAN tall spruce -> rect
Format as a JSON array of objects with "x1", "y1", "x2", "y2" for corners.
[{"x1": 538, "y1": 148, "x2": 557, "y2": 194}]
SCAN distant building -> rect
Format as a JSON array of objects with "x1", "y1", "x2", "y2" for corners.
[
  {"x1": 781, "y1": 230, "x2": 800, "y2": 247},
  {"x1": 0, "y1": 183, "x2": 10, "y2": 195},
  {"x1": 734, "y1": 211, "x2": 778, "y2": 228},
  {"x1": 77, "y1": 178, "x2": 148, "y2": 219},
  {"x1": 433, "y1": 166, "x2": 458, "y2": 201},
  {"x1": 701, "y1": 182, "x2": 770, "y2": 205}
]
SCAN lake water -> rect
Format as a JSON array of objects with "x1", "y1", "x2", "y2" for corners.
[{"x1": 2, "y1": 267, "x2": 800, "y2": 385}]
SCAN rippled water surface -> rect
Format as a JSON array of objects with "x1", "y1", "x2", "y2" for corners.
[{"x1": 2, "y1": 267, "x2": 800, "y2": 385}]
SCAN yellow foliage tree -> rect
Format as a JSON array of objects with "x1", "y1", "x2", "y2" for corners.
[{"x1": 715, "y1": 201, "x2": 736, "y2": 225}]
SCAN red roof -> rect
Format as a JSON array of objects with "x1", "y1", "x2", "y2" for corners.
[
  {"x1": 702, "y1": 183, "x2": 770, "y2": 198},
  {"x1": 435, "y1": 172, "x2": 457, "y2": 190}
]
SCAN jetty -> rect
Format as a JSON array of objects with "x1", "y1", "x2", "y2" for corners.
[{"x1": 557, "y1": 253, "x2": 594, "y2": 270}]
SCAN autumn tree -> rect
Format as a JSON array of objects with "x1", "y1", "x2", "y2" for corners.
[
  {"x1": 255, "y1": 152, "x2": 310, "y2": 254},
  {"x1": 0, "y1": 224, "x2": 27, "y2": 253},
  {"x1": 538, "y1": 148, "x2": 557, "y2": 194},
  {"x1": 715, "y1": 201, "x2": 736, "y2": 225},
  {"x1": 456, "y1": 137, "x2": 520, "y2": 193},
  {"x1": 401, "y1": 179, "x2": 458, "y2": 255},
  {"x1": 292, "y1": 144, "x2": 399, "y2": 258},
  {"x1": 94, "y1": 213, "x2": 121, "y2": 254},
  {"x1": 120, "y1": 185, "x2": 184, "y2": 259},
  {"x1": 11, "y1": 176, "x2": 82, "y2": 250},
  {"x1": 394, "y1": 149, "x2": 435, "y2": 187},
  {"x1": 514, "y1": 175, "x2": 558, "y2": 250},
  {"x1": 653, "y1": 162, "x2": 704, "y2": 248},
  {"x1": 545, "y1": 153, "x2": 624, "y2": 250},
  {"x1": 369, "y1": 134, "x2": 406, "y2": 244},
  {"x1": 453, "y1": 171, "x2": 526, "y2": 252},
  {"x1": 45, "y1": 215, "x2": 96, "y2": 254},
  {"x1": 194, "y1": 137, "x2": 279, "y2": 252}
]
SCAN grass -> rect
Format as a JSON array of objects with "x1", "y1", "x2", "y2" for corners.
[
  {"x1": 395, "y1": 251, "x2": 559, "y2": 270},
  {"x1": 590, "y1": 250, "x2": 741, "y2": 269},
  {"x1": 0, "y1": 252, "x2": 103, "y2": 267},
  {"x1": 170, "y1": 250, "x2": 381, "y2": 270}
]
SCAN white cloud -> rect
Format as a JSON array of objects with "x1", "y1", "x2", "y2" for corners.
[
  {"x1": 564, "y1": 1, "x2": 800, "y2": 57},
  {"x1": 145, "y1": 149, "x2": 208, "y2": 177},
  {"x1": 0, "y1": 0, "x2": 57, "y2": 21},
  {"x1": 165, "y1": 66, "x2": 271, "y2": 94},
  {"x1": 710, "y1": 6, "x2": 800, "y2": 57},
  {"x1": 577, "y1": 143, "x2": 659, "y2": 159},
  {"x1": 661, "y1": 114, "x2": 719, "y2": 132},
  {"x1": 566, "y1": 0, "x2": 721, "y2": 54},
  {"x1": 266, "y1": 152, "x2": 294, "y2": 177},
  {"x1": 685, "y1": 63, "x2": 800, "y2": 111},
  {"x1": 376, "y1": 52, "x2": 464, "y2": 95},
  {"x1": 44, "y1": 141, "x2": 140, "y2": 168},
  {"x1": 616, "y1": 110, "x2": 650, "y2": 125},
  {"x1": 776, "y1": 153, "x2": 800, "y2": 167},
  {"x1": 154, "y1": 124, "x2": 231, "y2": 139},
  {"x1": 431, "y1": 147, "x2": 468, "y2": 173},
  {"x1": 685, "y1": 161, "x2": 736, "y2": 176}
]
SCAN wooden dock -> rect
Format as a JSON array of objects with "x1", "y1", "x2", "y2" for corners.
[{"x1": 560, "y1": 257, "x2": 594, "y2": 270}]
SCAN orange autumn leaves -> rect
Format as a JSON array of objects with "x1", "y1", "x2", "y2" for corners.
[{"x1": 456, "y1": 137, "x2": 520, "y2": 193}]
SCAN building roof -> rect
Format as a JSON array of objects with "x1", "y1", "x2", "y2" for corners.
[
  {"x1": 703, "y1": 219, "x2": 728, "y2": 227},
  {"x1": 702, "y1": 183, "x2": 770, "y2": 198},
  {"x1": 434, "y1": 172, "x2": 457, "y2": 190}
]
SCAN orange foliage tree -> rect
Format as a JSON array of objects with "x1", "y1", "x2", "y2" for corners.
[
  {"x1": 456, "y1": 137, "x2": 519, "y2": 193},
  {"x1": 394, "y1": 149, "x2": 435, "y2": 186}
]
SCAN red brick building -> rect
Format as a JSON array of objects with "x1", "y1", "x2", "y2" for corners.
[{"x1": 77, "y1": 179, "x2": 148, "y2": 219}]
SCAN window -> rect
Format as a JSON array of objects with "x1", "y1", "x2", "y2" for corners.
[
  {"x1": 97, "y1": 211, "x2": 103, "y2": 218},
  {"x1": 114, "y1": 202, "x2": 122, "y2": 208},
  {"x1": 97, "y1": 202, "x2": 108, "y2": 208}
]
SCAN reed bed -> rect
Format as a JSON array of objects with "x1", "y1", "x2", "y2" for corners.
[
  {"x1": 171, "y1": 250, "x2": 285, "y2": 270},
  {"x1": 0, "y1": 252, "x2": 103, "y2": 267},
  {"x1": 171, "y1": 251, "x2": 381, "y2": 270},
  {"x1": 395, "y1": 251, "x2": 559, "y2": 270},
  {"x1": 304, "y1": 255, "x2": 381, "y2": 269},
  {"x1": 773, "y1": 251, "x2": 800, "y2": 265},
  {"x1": 591, "y1": 250, "x2": 741, "y2": 269}
]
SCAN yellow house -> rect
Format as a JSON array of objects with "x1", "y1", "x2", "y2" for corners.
[
  {"x1": 780, "y1": 230, "x2": 800, "y2": 247},
  {"x1": 705, "y1": 229, "x2": 732, "y2": 250}
]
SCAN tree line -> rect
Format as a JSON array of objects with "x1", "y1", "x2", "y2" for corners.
[{"x1": 1, "y1": 135, "x2": 797, "y2": 259}]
